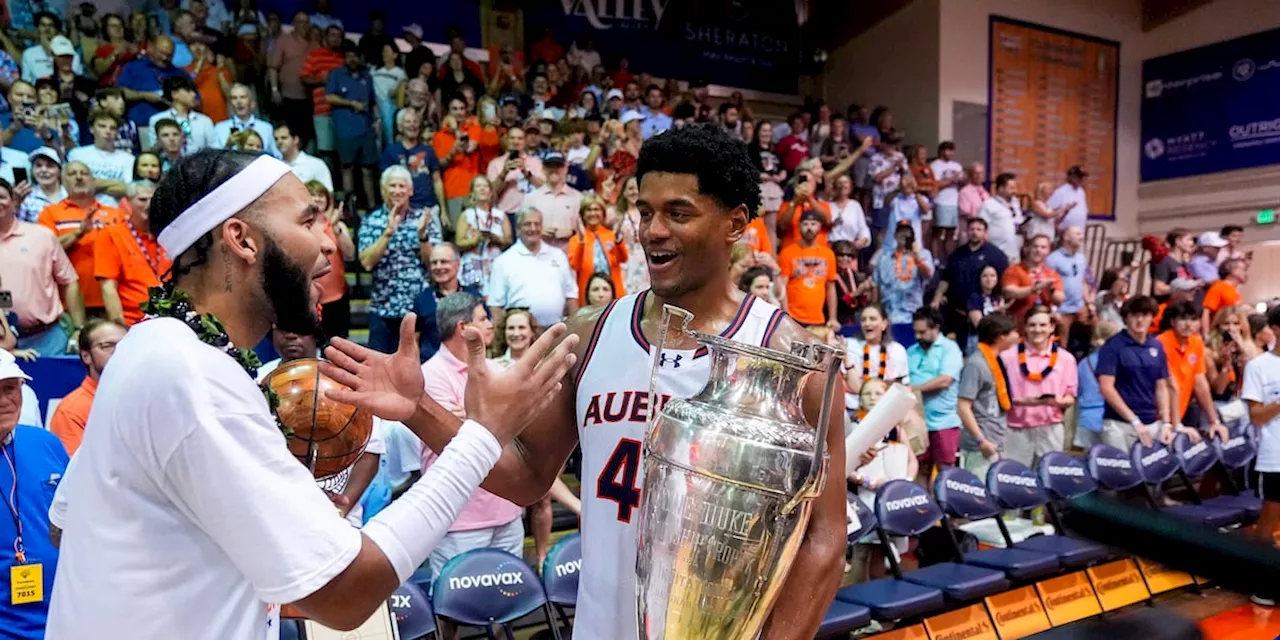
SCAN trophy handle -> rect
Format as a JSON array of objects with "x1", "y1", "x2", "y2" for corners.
[
  {"x1": 780, "y1": 341, "x2": 842, "y2": 515},
  {"x1": 647, "y1": 305, "x2": 695, "y2": 439}
]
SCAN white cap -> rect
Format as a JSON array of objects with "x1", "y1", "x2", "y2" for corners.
[
  {"x1": 49, "y1": 35, "x2": 75, "y2": 57},
  {"x1": 1198, "y1": 231, "x2": 1229, "y2": 248},
  {"x1": 620, "y1": 110, "x2": 645, "y2": 126},
  {"x1": 402, "y1": 23, "x2": 424, "y2": 39},
  {"x1": 0, "y1": 351, "x2": 31, "y2": 382},
  {"x1": 29, "y1": 146, "x2": 60, "y2": 167},
  {"x1": 605, "y1": 88, "x2": 624, "y2": 101}
]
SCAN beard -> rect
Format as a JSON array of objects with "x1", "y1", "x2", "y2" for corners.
[{"x1": 261, "y1": 235, "x2": 321, "y2": 337}]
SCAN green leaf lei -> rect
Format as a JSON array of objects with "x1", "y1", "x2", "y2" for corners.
[{"x1": 141, "y1": 284, "x2": 293, "y2": 437}]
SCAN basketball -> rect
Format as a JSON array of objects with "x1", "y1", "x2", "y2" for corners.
[{"x1": 262, "y1": 358, "x2": 374, "y2": 481}]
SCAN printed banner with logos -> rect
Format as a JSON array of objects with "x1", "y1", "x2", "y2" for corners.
[
  {"x1": 1141, "y1": 26, "x2": 1280, "y2": 181},
  {"x1": 523, "y1": 0, "x2": 800, "y2": 94},
  {"x1": 987, "y1": 16, "x2": 1119, "y2": 220},
  {"x1": 20, "y1": 357, "x2": 84, "y2": 428}
]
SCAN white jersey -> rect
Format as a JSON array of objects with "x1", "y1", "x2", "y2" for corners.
[{"x1": 572, "y1": 290, "x2": 785, "y2": 639}]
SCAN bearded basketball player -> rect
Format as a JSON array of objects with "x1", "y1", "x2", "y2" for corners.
[{"x1": 325, "y1": 124, "x2": 848, "y2": 639}]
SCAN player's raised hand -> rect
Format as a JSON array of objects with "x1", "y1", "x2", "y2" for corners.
[
  {"x1": 321, "y1": 314, "x2": 424, "y2": 421},
  {"x1": 462, "y1": 323, "x2": 578, "y2": 445}
]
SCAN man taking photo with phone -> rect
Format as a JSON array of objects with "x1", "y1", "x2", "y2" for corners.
[{"x1": 431, "y1": 95, "x2": 482, "y2": 232}]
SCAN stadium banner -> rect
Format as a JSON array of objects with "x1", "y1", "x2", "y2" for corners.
[{"x1": 1141, "y1": 26, "x2": 1280, "y2": 182}]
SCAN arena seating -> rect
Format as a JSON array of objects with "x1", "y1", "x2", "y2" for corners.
[
  {"x1": 431, "y1": 548, "x2": 561, "y2": 640},
  {"x1": 999, "y1": 457, "x2": 1108, "y2": 569},
  {"x1": 933, "y1": 467, "x2": 1061, "y2": 581}
]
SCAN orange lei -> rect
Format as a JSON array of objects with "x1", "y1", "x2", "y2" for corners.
[
  {"x1": 862, "y1": 342, "x2": 888, "y2": 381},
  {"x1": 978, "y1": 343, "x2": 1012, "y2": 411},
  {"x1": 1018, "y1": 342, "x2": 1059, "y2": 382},
  {"x1": 894, "y1": 252, "x2": 916, "y2": 282}
]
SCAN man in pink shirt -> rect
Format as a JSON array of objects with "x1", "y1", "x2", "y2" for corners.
[
  {"x1": 524, "y1": 152, "x2": 582, "y2": 251},
  {"x1": 486, "y1": 127, "x2": 544, "y2": 214},
  {"x1": 999, "y1": 306, "x2": 1078, "y2": 469},
  {"x1": 419, "y1": 291, "x2": 524, "y2": 594},
  {"x1": 956, "y1": 162, "x2": 990, "y2": 245},
  {"x1": 0, "y1": 180, "x2": 85, "y2": 356}
]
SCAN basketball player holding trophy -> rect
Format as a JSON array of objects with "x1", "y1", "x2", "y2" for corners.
[
  {"x1": 326, "y1": 125, "x2": 910, "y2": 639},
  {"x1": 45, "y1": 151, "x2": 579, "y2": 638}
]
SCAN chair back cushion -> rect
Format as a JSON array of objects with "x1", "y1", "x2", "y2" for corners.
[
  {"x1": 875, "y1": 480, "x2": 943, "y2": 537},
  {"x1": 432, "y1": 549, "x2": 548, "y2": 625},
  {"x1": 1087, "y1": 444, "x2": 1143, "y2": 491},
  {"x1": 934, "y1": 467, "x2": 1000, "y2": 520},
  {"x1": 987, "y1": 459, "x2": 1048, "y2": 510},
  {"x1": 1038, "y1": 452, "x2": 1097, "y2": 499}
]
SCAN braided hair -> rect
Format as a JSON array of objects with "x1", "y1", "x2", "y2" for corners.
[{"x1": 149, "y1": 149, "x2": 261, "y2": 284}]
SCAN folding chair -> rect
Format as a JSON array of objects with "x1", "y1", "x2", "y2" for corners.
[
  {"x1": 390, "y1": 581, "x2": 437, "y2": 640},
  {"x1": 817, "y1": 494, "x2": 874, "y2": 638},
  {"x1": 1008, "y1": 455, "x2": 1108, "y2": 568},
  {"x1": 837, "y1": 480, "x2": 1004, "y2": 619},
  {"x1": 1202, "y1": 421, "x2": 1262, "y2": 518},
  {"x1": 934, "y1": 467, "x2": 1060, "y2": 581},
  {"x1": 432, "y1": 549, "x2": 562, "y2": 640},
  {"x1": 541, "y1": 533, "x2": 581, "y2": 630},
  {"x1": 1128, "y1": 441, "x2": 1245, "y2": 527}
]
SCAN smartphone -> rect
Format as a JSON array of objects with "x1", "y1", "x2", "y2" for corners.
[
  {"x1": 1039, "y1": 393, "x2": 1055, "y2": 399},
  {"x1": 0, "y1": 290, "x2": 11, "y2": 310},
  {"x1": 459, "y1": 132, "x2": 469, "y2": 143},
  {"x1": 508, "y1": 150, "x2": 520, "y2": 161},
  {"x1": 12, "y1": 167, "x2": 27, "y2": 185},
  {"x1": 48, "y1": 103, "x2": 72, "y2": 121}
]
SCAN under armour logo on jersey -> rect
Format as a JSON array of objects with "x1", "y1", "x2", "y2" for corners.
[{"x1": 659, "y1": 353, "x2": 684, "y2": 369}]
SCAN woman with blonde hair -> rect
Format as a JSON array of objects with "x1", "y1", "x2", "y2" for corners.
[
  {"x1": 226, "y1": 128, "x2": 265, "y2": 153},
  {"x1": 305, "y1": 180, "x2": 356, "y2": 338},
  {"x1": 568, "y1": 194, "x2": 628, "y2": 305},
  {"x1": 1206, "y1": 304, "x2": 1260, "y2": 426},
  {"x1": 455, "y1": 175, "x2": 511, "y2": 293},
  {"x1": 608, "y1": 176, "x2": 649, "y2": 294}
]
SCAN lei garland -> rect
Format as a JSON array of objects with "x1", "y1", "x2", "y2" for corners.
[{"x1": 141, "y1": 284, "x2": 293, "y2": 436}]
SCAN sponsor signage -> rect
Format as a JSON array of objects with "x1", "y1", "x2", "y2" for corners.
[
  {"x1": 866, "y1": 623, "x2": 928, "y2": 640},
  {"x1": 1141, "y1": 26, "x2": 1280, "y2": 180},
  {"x1": 1087, "y1": 559, "x2": 1151, "y2": 611},
  {"x1": 985, "y1": 586, "x2": 1052, "y2": 639},
  {"x1": 924, "y1": 603, "x2": 999, "y2": 640},
  {"x1": 1135, "y1": 557, "x2": 1194, "y2": 594},
  {"x1": 1035, "y1": 571, "x2": 1102, "y2": 626}
]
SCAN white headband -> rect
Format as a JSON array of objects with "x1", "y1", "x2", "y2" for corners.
[{"x1": 156, "y1": 155, "x2": 294, "y2": 256}]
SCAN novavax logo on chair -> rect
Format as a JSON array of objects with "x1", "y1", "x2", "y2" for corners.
[
  {"x1": 944, "y1": 479, "x2": 986, "y2": 498},
  {"x1": 448, "y1": 561, "x2": 526, "y2": 597},
  {"x1": 884, "y1": 495, "x2": 930, "y2": 512}
]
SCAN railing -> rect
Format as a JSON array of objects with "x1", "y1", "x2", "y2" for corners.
[{"x1": 1084, "y1": 224, "x2": 1152, "y2": 296}]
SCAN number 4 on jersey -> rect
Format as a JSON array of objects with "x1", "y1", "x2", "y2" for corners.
[{"x1": 597, "y1": 438, "x2": 642, "y2": 522}]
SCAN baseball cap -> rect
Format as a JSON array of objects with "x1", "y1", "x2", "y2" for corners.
[
  {"x1": 620, "y1": 110, "x2": 645, "y2": 126},
  {"x1": 402, "y1": 23, "x2": 424, "y2": 39},
  {"x1": 542, "y1": 150, "x2": 566, "y2": 166},
  {"x1": 0, "y1": 351, "x2": 31, "y2": 382},
  {"x1": 799, "y1": 210, "x2": 823, "y2": 224},
  {"x1": 1171, "y1": 277, "x2": 1200, "y2": 292},
  {"x1": 29, "y1": 146, "x2": 60, "y2": 167},
  {"x1": 605, "y1": 88, "x2": 624, "y2": 101},
  {"x1": 1067, "y1": 165, "x2": 1089, "y2": 178},
  {"x1": 1198, "y1": 231, "x2": 1229, "y2": 248},
  {"x1": 50, "y1": 35, "x2": 75, "y2": 57},
  {"x1": 499, "y1": 93, "x2": 520, "y2": 107}
]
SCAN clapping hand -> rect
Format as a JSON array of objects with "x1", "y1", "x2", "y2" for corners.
[{"x1": 322, "y1": 315, "x2": 580, "y2": 445}]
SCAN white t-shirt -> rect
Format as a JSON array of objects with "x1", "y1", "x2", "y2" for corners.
[
  {"x1": 487, "y1": 240, "x2": 577, "y2": 327},
  {"x1": 288, "y1": 151, "x2": 334, "y2": 192},
  {"x1": 1047, "y1": 182, "x2": 1089, "y2": 231},
  {"x1": 929, "y1": 159, "x2": 964, "y2": 207},
  {"x1": 370, "y1": 65, "x2": 406, "y2": 104},
  {"x1": 1242, "y1": 351, "x2": 1280, "y2": 473},
  {"x1": 46, "y1": 318, "x2": 363, "y2": 639},
  {"x1": 67, "y1": 146, "x2": 135, "y2": 198},
  {"x1": 827, "y1": 198, "x2": 870, "y2": 245},
  {"x1": 842, "y1": 338, "x2": 909, "y2": 412},
  {"x1": 979, "y1": 195, "x2": 1022, "y2": 262}
]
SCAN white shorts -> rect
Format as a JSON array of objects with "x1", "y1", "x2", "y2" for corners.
[{"x1": 428, "y1": 517, "x2": 526, "y2": 576}]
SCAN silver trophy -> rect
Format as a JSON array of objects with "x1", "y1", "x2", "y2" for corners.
[{"x1": 635, "y1": 305, "x2": 843, "y2": 639}]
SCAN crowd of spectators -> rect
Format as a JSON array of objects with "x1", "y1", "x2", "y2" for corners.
[{"x1": 0, "y1": 0, "x2": 1273, "y2": 633}]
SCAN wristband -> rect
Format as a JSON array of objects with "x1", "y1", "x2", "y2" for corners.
[
  {"x1": 363, "y1": 420, "x2": 502, "y2": 583},
  {"x1": 1130, "y1": 418, "x2": 1142, "y2": 429}
]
